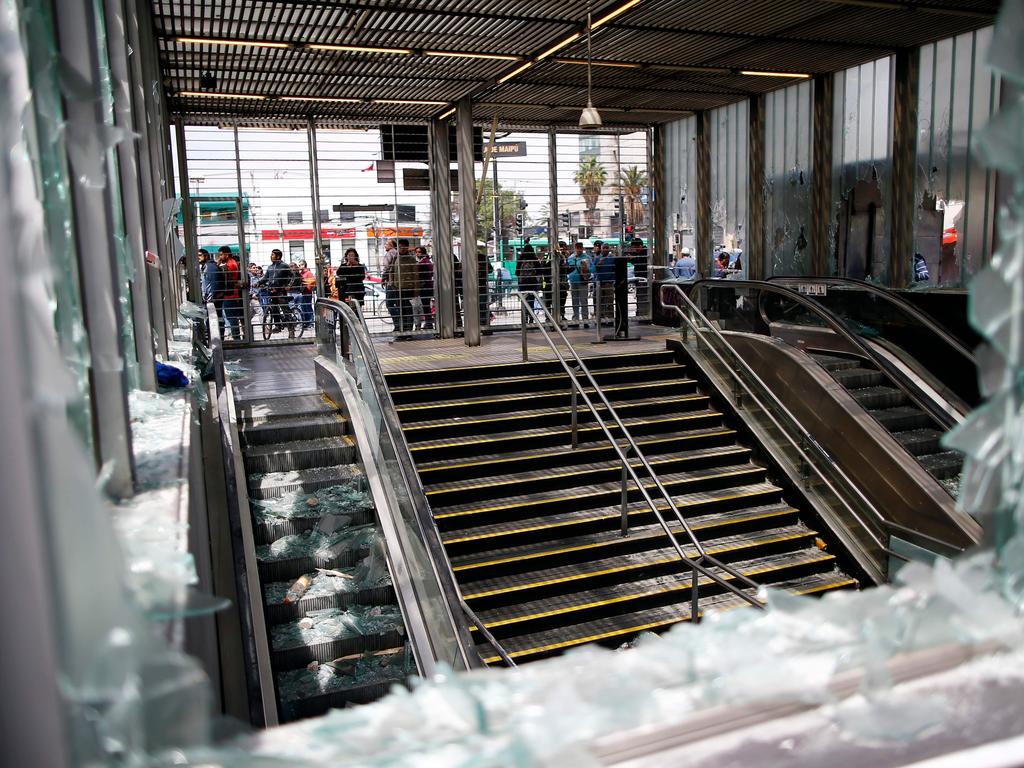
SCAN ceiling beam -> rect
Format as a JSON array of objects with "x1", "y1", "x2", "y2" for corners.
[{"x1": 604, "y1": 21, "x2": 897, "y2": 53}]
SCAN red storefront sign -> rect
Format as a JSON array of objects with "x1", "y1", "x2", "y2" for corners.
[{"x1": 260, "y1": 226, "x2": 357, "y2": 241}]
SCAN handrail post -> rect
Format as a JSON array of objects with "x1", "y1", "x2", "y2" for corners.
[
  {"x1": 521, "y1": 296, "x2": 529, "y2": 361},
  {"x1": 620, "y1": 451, "x2": 630, "y2": 537},
  {"x1": 691, "y1": 568, "x2": 700, "y2": 624},
  {"x1": 593, "y1": 278, "x2": 605, "y2": 345},
  {"x1": 570, "y1": 383, "x2": 579, "y2": 449}
]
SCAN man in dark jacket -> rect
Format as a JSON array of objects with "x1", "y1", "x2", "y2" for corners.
[
  {"x1": 257, "y1": 249, "x2": 292, "y2": 333},
  {"x1": 385, "y1": 239, "x2": 419, "y2": 337}
]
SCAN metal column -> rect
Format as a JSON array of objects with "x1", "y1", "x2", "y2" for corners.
[
  {"x1": 548, "y1": 127, "x2": 560, "y2": 312},
  {"x1": 232, "y1": 127, "x2": 252, "y2": 341},
  {"x1": 811, "y1": 74, "x2": 835, "y2": 277},
  {"x1": 747, "y1": 95, "x2": 767, "y2": 281},
  {"x1": 107, "y1": 0, "x2": 156, "y2": 390},
  {"x1": 308, "y1": 120, "x2": 327, "y2": 297},
  {"x1": 429, "y1": 117, "x2": 456, "y2": 338},
  {"x1": 694, "y1": 111, "x2": 713, "y2": 278},
  {"x1": 650, "y1": 125, "x2": 666, "y2": 272},
  {"x1": 56, "y1": 0, "x2": 135, "y2": 497},
  {"x1": 175, "y1": 118, "x2": 201, "y2": 303},
  {"x1": 457, "y1": 98, "x2": 480, "y2": 346},
  {"x1": 891, "y1": 48, "x2": 919, "y2": 289}
]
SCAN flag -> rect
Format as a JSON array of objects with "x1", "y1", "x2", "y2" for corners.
[{"x1": 361, "y1": 162, "x2": 374, "y2": 172}]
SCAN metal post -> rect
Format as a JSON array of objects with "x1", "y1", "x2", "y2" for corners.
[
  {"x1": 649, "y1": 125, "x2": 666, "y2": 318},
  {"x1": 620, "y1": 456, "x2": 630, "y2": 536},
  {"x1": 570, "y1": 384, "x2": 579, "y2": 449},
  {"x1": 811, "y1": 74, "x2": 834, "y2": 276},
  {"x1": 593, "y1": 274, "x2": 605, "y2": 344},
  {"x1": 429, "y1": 118, "x2": 455, "y2": 338},
  {"x1": 57, "y1": 0, "x2": 135, "y2": 497},
  {"x1": 548, "y1": 127, "x2": 560, "y2": 321},
  {"x1": 492, "y1": 155, "x2": 501, "y2": 263},
  {"x1": 691, "y1": 568, "x2": 700, "y2": 624},
  {"x1": 175, "y1": 118, "x2": 201, "y2": 302},
  {"x1": 308, "y1": 120, "x2": 327, "y2": 298},
  {"x1": 234, "y1": 198, "x2": 250, "y2": 342},
  {"x1": 695, "y1": 110, "x2": 713, "y2": 278},
  {"x1": 106, "y1": 0, "x2": 156, "y2": 389},
  {"x1": 748, "y1": 95, "x2": 767, "y2": 281},
  {"x1": 457, "y1": 98, "x2": 480, "y2": 346},
  {"x1": 521, "y1": 303, "x2": 529, "y2": 361},
  {"x1": 891, "y1": 49, "x2": 919, "y2": 289}
]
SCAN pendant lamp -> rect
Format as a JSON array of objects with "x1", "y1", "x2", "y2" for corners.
[{"x1": 578, "y1": 8, "x2": 602, "y2": 128}]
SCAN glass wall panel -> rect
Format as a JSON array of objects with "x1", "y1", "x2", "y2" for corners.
[
  {"x1": 913, "y1": 27, "x2": 998, "y2": 288},
  {"x1": 710, "y1": 101, "x2": 749, "y2": 277},
  {"x1": 832, "y1": 56, "x2": 894, "y2": 282},
  {"x1": 661, "y1": 116, "x2": 698, "y2": 264},
  {"x1": 764, "y1": 81, "x2": 813, "y2": 277}
]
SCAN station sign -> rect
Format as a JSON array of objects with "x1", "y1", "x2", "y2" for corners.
[{"x1": 484, "y1": 141, "x2": 527, "y2": 158}]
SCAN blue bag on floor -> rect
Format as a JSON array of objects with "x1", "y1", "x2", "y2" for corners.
[{"x1": 155, "y1": 361, "x2": 189, "y2": 389}]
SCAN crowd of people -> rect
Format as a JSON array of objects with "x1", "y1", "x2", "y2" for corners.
[{"x1": 667, "y1": 246, "x2": 744, "y2": 280}]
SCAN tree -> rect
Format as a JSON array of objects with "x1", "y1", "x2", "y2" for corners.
[
  {"x1": 574, "y1": 156, "x2": 607, "y2": 213},
  {"x1": 619, "y1": 165, "x2": 648, "y2": 227},
  {"x1": 476, "y1": 178, "x2": 525, "y2": 240}
]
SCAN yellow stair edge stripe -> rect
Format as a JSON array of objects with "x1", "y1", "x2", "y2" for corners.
[
  {"x1": 417, "y1": 429, "x2": 737, "y2": 475},
  {"x1": 425, "y1": 446, "x2": 750, "y2": 497},
  {"x1": 443, "y1": 503, "x2": 796, "y2": 547},
  {"x1": 458, "y1": 530, "x2": 818, "y2": 597},
  {"x1": 469, "y1": 552, "x2": 836, "y2": 630},
  {"x1": 434, "y1": 466, "x2": 765, "y2": 519},
  {"x1": 387, "y1": 358, "x2": 680, "y2": 386},
  {"x1": 396, "y1": 379, "x2": 697, "y2": 412},
  {"x1": 402, "y1": 394, "x2": 709, "y2": 432},
  {"x1": 480, "y1": 576, "x2": 858, "y2": 663},
  {"x1": 409, "y1": 411, "x2": 723, "y2": 452}
]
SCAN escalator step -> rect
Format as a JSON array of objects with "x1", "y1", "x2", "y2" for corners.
[
  {"x1": 476, "y1": 570, "x2": 857, "y2": 664},
  {"x1": 432, "y1": 463, "x2": 768, "y2": 528},
  {"x1": 808, "y1": 353, "x2": 863, "y2": 372},
  {"x1": 407, "y1": 410, "x2": 726, "y2": 461},
  {"x1": 830, "y1": 367, "x2": 885, "y2": 389},
  {"x1": 395, "y1": 379, "x2": 698, "y2": 422},
  {"x1": 892, "y1": 428, "x2": 944, "y2": 457},
  {"x1": 248, "y1": 464, "x2": 363, "y2": 500},
  {"x1": 244, "y1": 436, "x2": 357, "y2": 474},
  {"x1": 236, "y1": 393, "x2": 336, "y2": 426},
  {"x1": 263, "y1": 584, "x2": 396, "y2": 625},
  {"x1": 850, "y1": 385, "x2": 908, "y2": 410},
  {"x1": 917, "y1": 450, "x2": 964, "y2": 480},
  {"x1": 471, "y1": 548, "x2": 837, "y2": 633},
  {"x1": 458, "y1": 523, "x2": 818, "y2": 601},
  {"x1": 444, "y1": 498, "x2": 796, "y2": 555},
  {"x1": 241, "y1": 413, "x2": 347, "y2": 446},
  {"x1": 423, "y1": 444, "x2": 752, "y2": 505},
  {"x1": 870, "y1": 406, "x2": 931, "y2": 432}
]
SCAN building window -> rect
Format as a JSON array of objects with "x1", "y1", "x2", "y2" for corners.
[
  {"x1": 289, "y1": 241, "x2": 305, "y2": 260},
  {"x1": 287, "y1": 211, "x2": 304, "y2": 224},
  {"x1": 579, "y1": 136, "x2": 600, "y2": 157}
]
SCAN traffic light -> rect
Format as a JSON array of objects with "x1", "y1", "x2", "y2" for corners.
[
  {"x1": 518, "y1": 196, "x2": 527, "y2": 210},
  {"x1": 625, "y1": 224, "x2": 635, "y2": 243},
  {"x1": 613, "y1": 197, "x2": 621, "y2": 215},
  {"x1": 514, "y1": 212, "x2": 525, "y2": 230},
  {"x1": 559, "y1": 211, "x2": 570, "y2": 229}
]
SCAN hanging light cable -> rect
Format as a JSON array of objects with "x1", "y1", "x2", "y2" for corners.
[{"x1": 578, "y1": 5, "x2": 602, "y2": 128}]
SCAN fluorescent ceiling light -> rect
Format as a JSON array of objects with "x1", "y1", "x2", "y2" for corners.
[
  {"x1": 425, "y1": 50, "x2": 521, "y2": 61},
  {"x1": 279, "y1": 96, "x2": 363, "y2": 103},
  {"x1": 497, "y1": 61, "x2": 535, "y2": 83},
  {"x1": 439, "y1": 106, "x2": 456, "y2": 119},
  {"x1": 592, "y1": 0, "x2": 643, "y2": 29},
  {"x1": 371, "y1": 99, "x2": 447, "y2": 105},
  {"x1": 178, "y1": 91, "x2": 266, "y2": 100},
  {"x1": 176, "y1": 36, "x2": 290, "y2": 49},
  {"x1": 308, "y1": 43, "x2": 413, "y2": 55},
  {"x1": 740, "y1": 70, "x2": 811, "y2": 78},
  {"x1": 537, "y1": 33, "x2": 581, "y2": 60},
  {"x1": 555, "y1": 58, "x2": 641, "y2": 69}
]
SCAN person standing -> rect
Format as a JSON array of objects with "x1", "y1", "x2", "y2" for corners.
[
  {"x1": 336, "y1": 248, "x2": 367, "y2": 306},
  {"x1": 552, "y1": 241, "x2": 570, "y2": 326},
  {"x1": 217, "y1": 246, "x2": 243, "y2": 340},
  {"x1": 567, "y1": 241, "x2": 591, "y2": 327},
  {"x1": 674, "y1": 247, "x2": 696, "y2": 279},
  {"x1": 256, "y1": 249, "x2": 292, "y2": 334},
  {"x1": 199, "y1": 249, "x2": 223, "y2": 334},
  {"x1": 416, "y1": 246, "x2": 434, "y2": 330},
  {"x1": 385, "y1": 239, "x2": 419, "y2": 337},
  {"x1": 517, "y1": 240, "x2": 541, "y2": 313},
  {"x1": 297, "y1": 260, "x2": 315, "y2": 331}
]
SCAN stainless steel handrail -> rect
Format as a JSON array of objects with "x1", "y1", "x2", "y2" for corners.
[
  {"x1": 692, "y1": 279, "x2": 961, "y2": 433},
  {"x1": 766, "y1": 276, "x2": 976, "y2": 364},
  {"x1": 315, "y1": 298, "x2": 514, "y2": 668},
  {"x1": 661, "y1": 283, "x2": 966, "y2": 563},
  {"x1": 515, "y1": 290, "x2": 766, "y2": 619}
]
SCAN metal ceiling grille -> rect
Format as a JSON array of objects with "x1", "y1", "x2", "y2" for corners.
[{"x1": 153, "y1": 0, "x2": 998, "y2": 126}]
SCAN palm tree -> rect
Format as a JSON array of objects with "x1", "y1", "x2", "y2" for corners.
[
  {"x1": 574, "y1": 156, "x2": 607, "y2": 214},
  {"x1": 619, "y1": 166, "x2": 648, "y2": 227}
]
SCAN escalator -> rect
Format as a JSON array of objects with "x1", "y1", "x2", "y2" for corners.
[
  {"x1": 236, "y1": 393, "x2": 412, "y2": 722},
  {"x1": 680, "y1": 280, "x2": 980, "y2": 552},
  {"x1": 387, "y1": 351, "x2": 861, "y2": 666}
]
